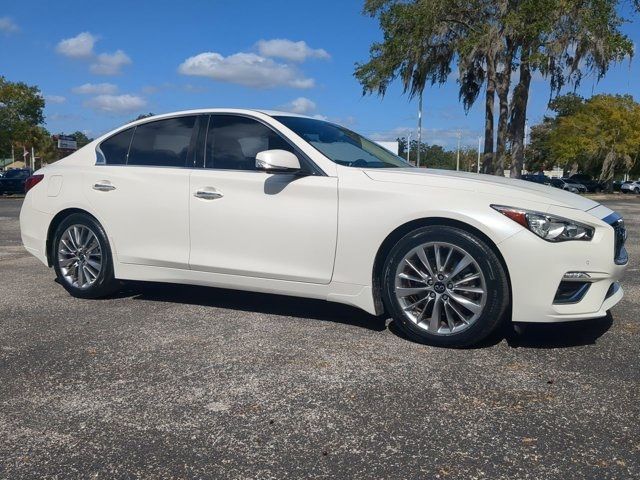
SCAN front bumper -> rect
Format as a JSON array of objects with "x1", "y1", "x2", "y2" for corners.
[{"x1": 498, "y1": 212, "x2": 627, "y2": 324}]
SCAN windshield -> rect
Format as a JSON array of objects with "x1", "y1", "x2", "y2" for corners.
[{"x1": 274, "y1": 116, "x2": 411, "y2": 169}]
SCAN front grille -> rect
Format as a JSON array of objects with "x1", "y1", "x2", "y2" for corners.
[{"x1": 604, "y1": 212, "x2": 628, "y2": 265}]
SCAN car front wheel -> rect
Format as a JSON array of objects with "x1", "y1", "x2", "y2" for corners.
[
  {"x1": 52, "y1": 213, "x2": 120, "y2": 299},
  {"x1": 382, "y1": 226, "x2": 510, "y2": 348}
]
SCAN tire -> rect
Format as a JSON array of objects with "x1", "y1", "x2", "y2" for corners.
[
  {"x1": 382, "y1": 226, "x2": 509, "y2": 348},
  {"x1": 622, "y1": 190, "x2": 629, "y2": 194},
  {"x1": 52, "y1": 213, "x2": 120, "y2": 299}
]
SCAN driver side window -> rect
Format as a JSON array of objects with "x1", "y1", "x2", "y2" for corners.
[{"x1": 205, "y1": 115, "x2": 297, "y2": 170}]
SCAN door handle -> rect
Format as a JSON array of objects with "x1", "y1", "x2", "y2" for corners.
[
  {"x1": 93, "y1": 182, "x2": 116, "y2": 191},
  {"x1": 194, "y1": 189, "x2": 223, "y2": 200}
]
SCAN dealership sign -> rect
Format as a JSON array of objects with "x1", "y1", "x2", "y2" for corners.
[{"x1": 57, "y1": 135, "x2": 78, "y2": 150}]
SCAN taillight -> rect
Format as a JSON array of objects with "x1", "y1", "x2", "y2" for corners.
[{"x1": 24, "y1": 174, "x2": 44, "y2": 193}]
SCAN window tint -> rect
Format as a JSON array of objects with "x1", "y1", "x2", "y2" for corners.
[
  {"x1": 99, "y1": 127, "x2": 134, "y2": 165},
  {"x1": 128, "y1": 116, "x2": 197, "y2": 168},
  {"x1": 205, "y1": 115, "x2": 295, "y2": 170}
]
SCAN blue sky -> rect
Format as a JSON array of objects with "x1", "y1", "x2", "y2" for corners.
[{"x1": 1, "y1": 0, "x2": 639, "y2": 148}]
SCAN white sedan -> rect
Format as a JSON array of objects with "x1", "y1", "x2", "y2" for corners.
[{"x1": 20, "y1": 110, "x2": 628, "y2": 347}]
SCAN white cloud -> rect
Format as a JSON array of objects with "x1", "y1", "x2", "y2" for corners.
[
  {"x1": 178, "y1": 52, "x2": 314, "y2": 89},
  {"x1": 72, "y1": 83, "x2": 118, "y2": 95},
  {"x1": 84, "y1": 94, "x2": 146, "y2": 113},
  {"x1": 256, "y1": 39, "x2": 330, "y2": 62},
  {"x1": 45, "y1": 95, "x2": 66, "y2": 104},
  {"x1": 281, "y1": 97, "x2": 317, "y2": 115},
  {"x1": 0, "y1": 16, "x2": 19, "y2": 34},
  {"x1": 56, "y1": 32, "x2": 97, "y2": 58},
  {"x1": 90, "y1": 50, "x2": 132, "y2": 75}
]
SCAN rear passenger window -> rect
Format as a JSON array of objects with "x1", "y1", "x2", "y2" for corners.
[
  {"x1": 128, "y1": 116, "x2": 197, "y2": 168},
  {"x1": 99, "y1": 127, "x2": 133, "y2": 165}
]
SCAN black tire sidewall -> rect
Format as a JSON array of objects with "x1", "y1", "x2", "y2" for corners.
[
  {"x1": 52, "y1": 213, "x2": 117, "y2": 299},
  {"x1": 382, "y1": 226, "x2": 509, "y2": 348}
]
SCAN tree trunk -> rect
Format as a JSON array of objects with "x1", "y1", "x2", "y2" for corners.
[
  {"x1": 481, "y1": 55, "x2": 496, "y2": 174},
  {"x1": 509, "y1": 48, "x2": 532, "y2": 179},
  {"x1": 495, "y1": 72, "x2": 511, "y2": 178},
  {"x1": 599, "y1": 150, "x2": 616, "y2": 193},
  {"x1": 570, "y1": 162, "x2": 579, "y2": 176},
  {"x1": 495, "y1": 41, "x2": 514, "y2": 177}
]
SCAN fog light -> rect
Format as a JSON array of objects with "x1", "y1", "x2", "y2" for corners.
[{"x1": 563, "y1": 272, "x2": 591, "y2": 280}]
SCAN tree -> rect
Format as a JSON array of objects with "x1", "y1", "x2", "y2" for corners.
[
  {"x1": 546, "y1": 94, "x2": 640, "y2": 190},
  {"x1": 0, "y1": 76, "x2": 45, "y2": 158},
  {"x1": 70, "y1": 131, "x2": 92, "y2": 148},
  {"x1": 355, "y1": 0, "x2": 635, "y2": 179},
  {"x1": 132, "y1": 112, "x2": 155, "y2": 122},
  {"x1": 528, "y1": 93, "x2": 585, "y2": 173},
  {"x1": 508, "y1": 0, "x2": 634, "y2": 179}
]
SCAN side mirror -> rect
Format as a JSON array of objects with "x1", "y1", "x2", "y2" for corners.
[{"x1": 256, "y1": 149, "x2": 301, "y2": 172}]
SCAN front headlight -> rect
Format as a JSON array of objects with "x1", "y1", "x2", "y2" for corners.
[{"x1": 491, "y1": 205, "x2": 594, "y2": 242}]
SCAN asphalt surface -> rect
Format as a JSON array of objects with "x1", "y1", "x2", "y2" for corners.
[{"x1": 1, "y1": 196, "x2": 638, "y2": 479}]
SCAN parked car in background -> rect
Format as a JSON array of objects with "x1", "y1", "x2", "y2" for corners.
[
  {"x1": 568, "y1": 174, "x2": 605, "y2": 193},
  {"x1": 0, "y1": 169, "x2": 32, "y2": 195},
  {"x1": 621, "y1": 181, "x2": 640, "y2": 194},
  {"x1": 19, "y1": 109, "x2": 628, "y2": 348},
  {"x1": 521, "y1": 173, "x2": 550, "y2": 185},
  {"x1": 613, "y1": 180, "x2": 630, "y2": 192},
  {"x1": 550, "y1": 178, "x2": 588, "y2": 193}
]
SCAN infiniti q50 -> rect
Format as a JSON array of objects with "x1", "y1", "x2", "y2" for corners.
[{"x1": 20, "y1": 110, "x2": 628, "y2": 347}]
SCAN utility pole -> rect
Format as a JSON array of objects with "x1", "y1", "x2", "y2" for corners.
[
  {"x1": 456, "y1": 130, "x2": 461, "y2": 171},
  {"x1": 477, "y1": 136, "x2": 482, "y2": 173},
  {"x1": 417, "y1": 91, "x2": 423, "y2": 168},
  {"x1": 31, "y1": 146, "x2": 35, "y2": 171},
  {"x1": 406, "y1": 131, "x2": 412, "y2": 163}
]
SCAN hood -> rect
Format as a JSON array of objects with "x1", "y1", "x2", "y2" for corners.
[{"x1": 363, "y1": 168, "x2": 599, "y2": 212}]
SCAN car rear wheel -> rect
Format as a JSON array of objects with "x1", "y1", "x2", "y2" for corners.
[
  {"x1": 382, "y1": 226, "x2": 509, "y2": 348},
  {"x1": 52, "y1": 213, "x2": 120, "y2": 299}
]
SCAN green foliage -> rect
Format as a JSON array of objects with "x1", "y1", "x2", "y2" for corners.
[
  {"x1": 0, "y1": 76, "x2": 45, "y2": 157},
  {"x1": 544, "y1": 94, "x2": 640, "y2": 181},
  {"x1": 356, "y1": 0, "x2": 635, "y2": 178},
  {"x1": 70, "y1": 131, "x2": 92, "y2": 148}
]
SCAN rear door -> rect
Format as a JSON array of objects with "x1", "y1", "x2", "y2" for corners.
[
  {"x1": 85, "y1": 116, "x2": 200, "y2": 268},
  {"x1": 188, "y1": 114, "x2": 338, "y2": 283}
]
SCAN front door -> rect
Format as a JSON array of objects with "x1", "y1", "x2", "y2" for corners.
[{"x1": 189, "y1": 114, "x2": 338, "y2": 284}]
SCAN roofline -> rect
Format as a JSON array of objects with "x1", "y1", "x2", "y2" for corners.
[{"x1": 91, "y1": 108, "x2": 320, "y2": 145}]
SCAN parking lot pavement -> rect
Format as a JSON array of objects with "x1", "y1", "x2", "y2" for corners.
[{"x1": 1, "y1": 197, "x2": 638, "y2": 479}]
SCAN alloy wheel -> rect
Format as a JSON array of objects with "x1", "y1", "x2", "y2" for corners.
[
  {"x1": 57, "y1": 225, "x2": 103, "y2": 289},
  {"x1": 394, "y1": 241, "x2": 487, "y2": 335}
]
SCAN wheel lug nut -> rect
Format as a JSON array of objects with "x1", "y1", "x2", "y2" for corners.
[
  {"x1": 437, "y1": 274, "x2": 444, "y2": 280},
  {"x1": 442, "y1": 294, "x2": 449, "y2": 301},
  {"x1": 447, "y1": 283, "x2": 453, "y2": 289},
  {"x1": 430, "y1": 292, "x2": 436, "y2": 298}
]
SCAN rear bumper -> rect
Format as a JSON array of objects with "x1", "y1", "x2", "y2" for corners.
[{"x1": 19, "y1": 195, "x2": 51, "y2": 266}]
